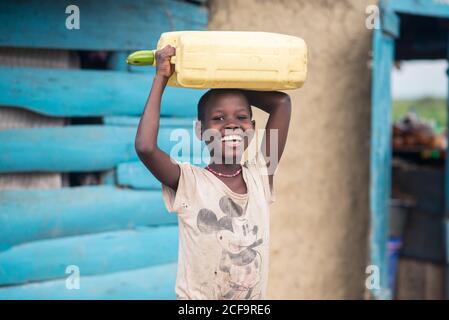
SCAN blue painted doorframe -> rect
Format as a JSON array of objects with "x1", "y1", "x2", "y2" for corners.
[
  {"x1": 446, "y1": 34, "x2": 449, "y2": 298},
  {"x1": 371, "y1": 0, "x2": 449, "y2": 299},
  {"x1": 370, "y1": 20, "x2": 396, "y2": 301}
]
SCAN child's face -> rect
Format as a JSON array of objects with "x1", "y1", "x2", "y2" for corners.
[{"x1": 200, "y1": 93, "x2": 255, "y2": 164}]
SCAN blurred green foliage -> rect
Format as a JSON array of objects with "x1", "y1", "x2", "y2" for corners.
[{"x1": 393, "y1": 97, "x2": 446, "y2": 131}]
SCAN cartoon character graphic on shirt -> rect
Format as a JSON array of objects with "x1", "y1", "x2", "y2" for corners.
[{"x1": 197, "y1": 195, "x2": 263, "y2": 300}]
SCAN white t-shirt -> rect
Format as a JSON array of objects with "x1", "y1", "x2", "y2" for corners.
[{"x1": 161, "y1": 153, "x2": 275, "y2": 300}]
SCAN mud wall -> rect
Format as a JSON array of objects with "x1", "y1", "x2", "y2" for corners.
[{"x1": 208, "y1": 0, "x2": 376, "y2": 299}]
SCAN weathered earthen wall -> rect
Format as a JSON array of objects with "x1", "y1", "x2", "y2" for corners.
[{"x1": 209, "y1": 0, "x2": 375, "y2": 299}]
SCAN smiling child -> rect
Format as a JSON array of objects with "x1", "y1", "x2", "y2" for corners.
[{"x1": 135, "y1": 45, "x2": 291, "y2": 299}]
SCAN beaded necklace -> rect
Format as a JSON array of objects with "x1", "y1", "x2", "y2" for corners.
[{"x1": 205, "y1": 165, "x2": 242, "y2": 178}]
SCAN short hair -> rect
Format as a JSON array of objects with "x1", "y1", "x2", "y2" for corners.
[{"x1": 197, "y1": 89, "x2": 252, "y2": 123}]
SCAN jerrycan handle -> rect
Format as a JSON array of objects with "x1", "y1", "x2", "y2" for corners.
[{"x1": 126, "y1": 50, "x2": 176, "y2": 66}]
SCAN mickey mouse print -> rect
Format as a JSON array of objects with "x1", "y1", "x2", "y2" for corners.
[{"x1": 197, "y1": 196, "x2": 263, "y2": 300}]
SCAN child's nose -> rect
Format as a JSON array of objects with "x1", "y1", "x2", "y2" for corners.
[{"x1": 224, "y1": 122, "x2": 239, "y2": 129}]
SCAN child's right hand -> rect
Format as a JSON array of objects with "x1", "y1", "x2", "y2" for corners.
[{"x1": 155, "y1": 45, "x2": 175, "y2": 78}]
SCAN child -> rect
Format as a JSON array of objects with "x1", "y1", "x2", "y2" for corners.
[{"x1": 135, "y1": 45, "x2": 292, "y2": 300}]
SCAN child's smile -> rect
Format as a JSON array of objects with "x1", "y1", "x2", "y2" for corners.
[
  {"x1": 221, "y1": 133, "x2": 243, "y2": 148},
  {"x1": 220, "y1": 129, "x2": 246, "y2": 155}
]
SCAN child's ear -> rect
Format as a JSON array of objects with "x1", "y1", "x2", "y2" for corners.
[{"x1": 195, "y1": 120, "x2": 202, "y2": 140}]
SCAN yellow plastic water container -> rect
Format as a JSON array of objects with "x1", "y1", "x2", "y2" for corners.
[{"x1": 127, "y1": 31, "x2": 308, "y2": 90}]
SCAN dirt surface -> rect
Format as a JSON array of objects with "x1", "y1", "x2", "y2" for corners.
[{"x1": 209, "y1": 0, "x2": 376, "y2": 299}]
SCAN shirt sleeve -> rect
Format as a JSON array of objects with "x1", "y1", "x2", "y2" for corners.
[
  {"x1": 249, "y1": 152, "x2": 275, "y2": 205},
  {"x1": 161, "y1": 161, "x2": 197, "y2": 215}
]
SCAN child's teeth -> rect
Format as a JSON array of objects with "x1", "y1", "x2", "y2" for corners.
[{"x1": 222, "y1": 135, "x2": 242, "y2": 141}]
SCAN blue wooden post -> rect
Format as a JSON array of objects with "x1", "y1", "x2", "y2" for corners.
[
  {"x1": 369, "y1": 8, "x2": 398, "y2": 299},
  {"x1": 444, "y1": 34, "x2": 449, "y2": 298}
]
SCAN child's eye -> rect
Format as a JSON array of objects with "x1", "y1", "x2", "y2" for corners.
[
  {"x1": 238, "y1": 115, "x2": 248, "y2": 120},
  {"x1": 212, "y1": 116, "x2": 224, "y2": 121}
]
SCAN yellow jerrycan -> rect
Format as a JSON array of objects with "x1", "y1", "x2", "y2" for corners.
[{"x1": 127, "y1": 31, "x2": 308, "y2": 90}]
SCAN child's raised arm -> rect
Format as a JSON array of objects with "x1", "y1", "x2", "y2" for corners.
[
  {"x1": 241, "y1": 90, "x2": 292, "y2": 186},
  {"x1": 134, "y1": 45, "x2": 181, "y2": 191}
]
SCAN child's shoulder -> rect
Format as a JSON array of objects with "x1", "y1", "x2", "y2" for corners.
[{"x1": 176, "y1": 160, "x2": 209, "y2": 178}]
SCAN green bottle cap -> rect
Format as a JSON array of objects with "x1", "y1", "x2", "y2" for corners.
[{"x1": 126, "y1": 50, "x2": 156, "y2": 66}]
